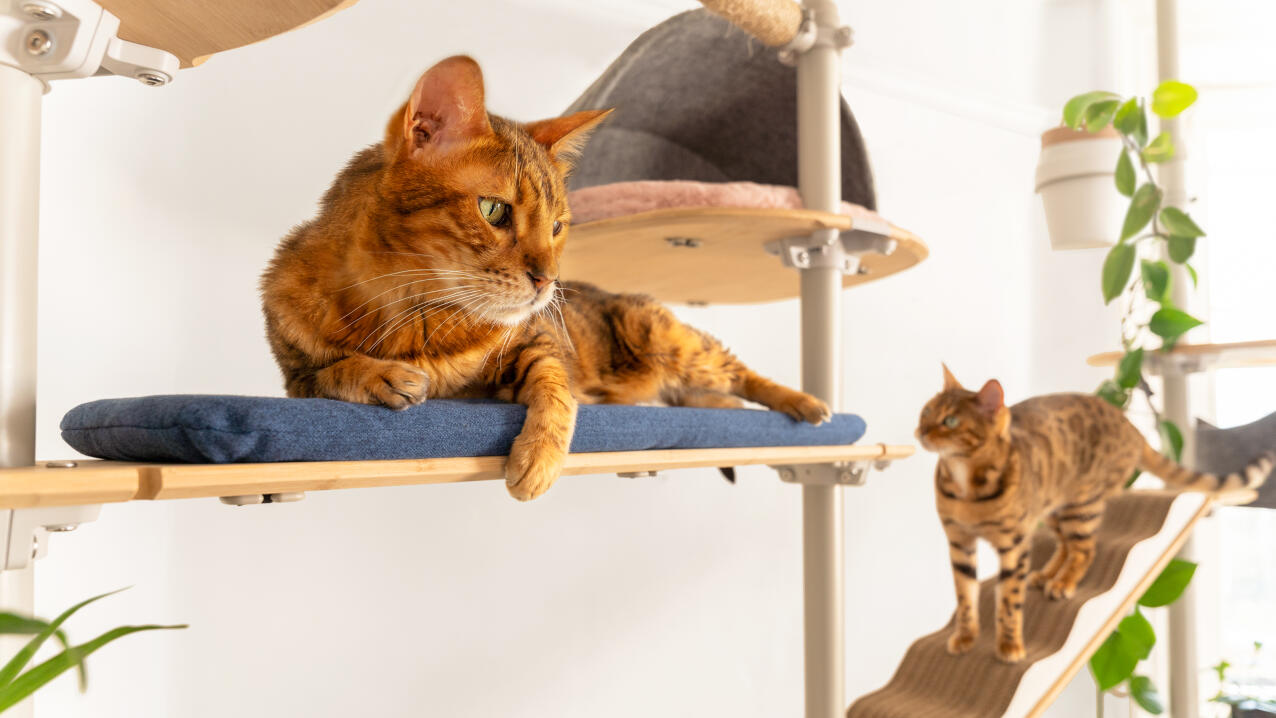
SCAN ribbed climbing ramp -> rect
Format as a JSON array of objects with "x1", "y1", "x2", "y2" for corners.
[{"x1": 847, "y1": 491, "x2": 1210, "y2": 718}]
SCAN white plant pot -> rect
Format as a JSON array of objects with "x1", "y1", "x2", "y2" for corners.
[{"x1": 1035, "y1": 127, "x2": 1126, "y2": 250}]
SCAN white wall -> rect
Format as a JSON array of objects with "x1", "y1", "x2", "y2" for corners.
[{"x1": 29, "y1": 1, "x2": 1116, "y2": 716}]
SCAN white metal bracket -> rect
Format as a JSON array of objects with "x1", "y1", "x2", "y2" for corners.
[
  {"x1": 220, "y1": 492, "x2": 306, "y2": 507},
  {"x1": 0, "y1": 0, "x2": 178, "y2": 90},
  {"x1": 0, "y1": 503, "x2": 101, "y2": 571},
  {"x1": 616, "y1": 471, "x2": 661, "y2": 479},
  {"x1": 772, "y1": 458, "x2": 894, "y2": 487},
  {"x1": 765, "y1": 226, "x2": 897, "y2": 274},
  {"x1": 777, "y1": 9, "x2": 853, "y2": 66}
]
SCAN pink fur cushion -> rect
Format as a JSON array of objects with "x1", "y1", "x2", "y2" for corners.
[{"x1": 567, "y1": 180, "x2": 881, "y2": 225}]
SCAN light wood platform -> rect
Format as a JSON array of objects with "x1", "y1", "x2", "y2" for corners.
[
  {"x1": 99, "y1": 0, "x2": 358, "y2": 67},
  {"x1": 1088, "y1": 339, "x2": 1276, "y2": 374},
  {"x1": 847, "y1": 490, "x2": 1211, "y2": 718},
  {"x1": 0, "y1": 443, "x2": 913, "y2": 509},
  {"x1": 562, "y1": 208, "x2": 928, "y2": 305}
]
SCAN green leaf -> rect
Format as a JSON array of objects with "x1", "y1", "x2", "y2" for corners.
[
  {"x1": 0, "y1": 588, "x2": 127, "y2": 688},
  {"x1": 1141, "y1": 260, "x2": 1171, "y2": 303},
  {"x1": 1116, "y1": 348, "x2": 1144, "y2": 390},
  {"x1": 1160, "y1": 207, "x2": 1205, "y2": 238},
  {"x1": 0, "y1": 615, "x2": 84, "y2": 692},
  {"x1": 1090, "y1": 629, "x2": 1142, "y2": 691},
  {"x1": 1114, "y1": 98, "x2": 1149, "y2": 148},
  {"x1": 1063, "y1": 91, "x2": 1120, "y2": 129},
  {"x1": 1149, "y1": 307, "x2": 1203, "y2": 343},
  {"x1": 0, "y1": 623, "x2": 186, "y2": 713},
  {"x1": 1102, "y1": 244, "x2": 1136, "y2": 304},
  {"x1": 1122, "y1": 183, "x2": 1162, "y2": 241},
  {"x1": 1159, "y1": 420, "x2": 1184, "y2": 463},
  {"x1": 1152, "y1": 81, "x2": 1198, "y2": 118},
  {"x1": 1084, "y1": 99, "x2": 1120, "y2": 132},
  {"x1": 1185, "y1": 263, "x2": 1198, "y2": 287},
  {"x1": 1115, "y1": 151, "x2": 1136, "y2": 197},
  {"x1": 1168, "y1": 235, "x2": 1196, "y2": 263},
  {"x1": 1139, "y1": 558, "x2": 1197, "y2": 608},
  {"x1": 1213, "y1": 659, "x2": 1231, "y2": 682},
  {"x1": 1130, "y1": 675, "x2": 1166, "y2": 714},
  {"x1": 1120, "y1": 611, "x2": 1157, "y2": 659},
  {"x1": 1125, "y1": 469, "x2": 1142, "y2": 489},
  {"x1": 1096, "y1": 380, "x2": 1129, "y2": 408},
  {"x1": 1142, "y1": 132, "x2": 1176, "y2": 163}
]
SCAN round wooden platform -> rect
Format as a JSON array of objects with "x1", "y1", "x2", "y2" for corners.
[
  {"x1": 560, "y1": 207, "x2": 928, "y2": 305},
  {"x1": 99, "y1": 0, "x2": 357, "y2": 67},
  {"x1": 1087, "y1": 339, "x2": 1276, "y2": 373}
]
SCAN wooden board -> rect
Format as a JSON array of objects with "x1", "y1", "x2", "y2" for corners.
[
  {"x1": 846, "y1": 491, "x2": 1210, "y2": 718},
  {"x1": 99, "y1": 0, "x2": 358, "y2": 67},
  {"x1": 0, "y1": 443, "x2": 913, "y2": 508},
  {"x1": 1088, "y1": 339, "x2": 1276, "y2": 373},
  {"x1": 562, "y1": 208, "x2": 928, "y2": 305}
]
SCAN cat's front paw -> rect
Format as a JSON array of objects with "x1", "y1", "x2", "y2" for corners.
[
  {"x1": 505, "y1": 433, "x2": 567, "y2": 501},
  {"x1": 775, "y1": 391, "x2": 832, "y2": 425},
  {"x1": 1027, "y1": 569, "x2": 1052, "y2": 590},
  {"x1": 996, "y1": 639, "x2": 1027, "y2": 663},
  {"x1": 368, "y1": 363, "x2": 430, "y2": 410},
  {"x1": 946, "y1": 630, "x2": 978, "y2": 656}
]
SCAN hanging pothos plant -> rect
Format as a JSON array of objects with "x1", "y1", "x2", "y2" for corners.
[{"x1": 1059, "y1": 80, "x2": 1205, "y2": 714}]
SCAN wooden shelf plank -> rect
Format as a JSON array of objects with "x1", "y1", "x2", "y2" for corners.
[
  {"x1": 99, "y1": 0, "x2": 358, "y2": 68},
  {"x1": 561, "y1": 208, "x2": 928, "y2": 304},
  {"x1": 0, "y1": 443, "x2": 913, "y2": 508},
  {"x1": 1087, "y1": 339, "x2": 1276, "y2": 373}
]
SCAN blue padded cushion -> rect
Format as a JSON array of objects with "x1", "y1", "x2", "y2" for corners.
[{"x1": 60, "y1": 395, "x2": 867, "y2": 463}]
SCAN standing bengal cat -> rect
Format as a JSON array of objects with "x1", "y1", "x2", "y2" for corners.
[
  {"x1": 916, "y1": 365, "x2": 1272, "y2": 663},
  {"x1": 260, "y1": 56, "x2": 829, "y2": 501}
]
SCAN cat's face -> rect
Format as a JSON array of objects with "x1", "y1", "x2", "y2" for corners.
[
  {"x1": 916, "y1": 365, "x2": 1008, "y2": 455},
  {"x1": 375, "y1": 56, "x2": 609, "y2": 327}
]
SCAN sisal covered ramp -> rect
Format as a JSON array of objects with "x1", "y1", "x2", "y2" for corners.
[{"x1": 847, "y1": 491, "x2": 1211, "y2": 718}]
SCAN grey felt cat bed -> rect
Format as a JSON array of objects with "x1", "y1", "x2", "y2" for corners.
[
  {"x1": 1197, "y1": 411, "x2": 1276, "y2": 509},
  {"x1": 564, "y1": 8, "x2": 875, "y2": 206}
]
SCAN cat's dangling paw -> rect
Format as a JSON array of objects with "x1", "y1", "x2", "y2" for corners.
[
  {"x1": 1027, "y1": 570, "x2": 1051, "y2": 590},
  {"x1": 775, "y1": 391, "x2": 832, "y2": 425},
  {"x1": 1043, "y1": 578, "x2": 1077, "y2": 601},
  {"x1": 946, "y1": 630, "x2": 978, "y2": 656},
  {"x1": 505, "y1": 433, "x2": 567, "y2": 501},
  {"x1": 996, "y1": 639, "x2": 1027, "y2": 663}
]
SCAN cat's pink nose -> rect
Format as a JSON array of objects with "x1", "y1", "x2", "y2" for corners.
[{"x1": 527, "y1": 272, "x2": 553, "y2": 292}]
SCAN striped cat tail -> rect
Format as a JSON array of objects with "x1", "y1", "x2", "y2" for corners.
[{"x1": 1138, "y1": 443, "x2": 1275, "y2": 493}]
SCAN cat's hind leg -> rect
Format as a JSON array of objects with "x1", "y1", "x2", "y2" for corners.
[
  {"x1": 1028, "y1": 514, "x2": 1069, "y2": 590},
  {"x1": 1044, "y1": 498, "x2": 1106, "y2": 600}
]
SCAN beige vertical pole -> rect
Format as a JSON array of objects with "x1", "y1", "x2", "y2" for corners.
[
  {"x1": 796, "y1": 2, "x2": 845, "y2": 717},
  {"x1": 1155, "y1": 1, "x2": 1199, "y2": 716}
]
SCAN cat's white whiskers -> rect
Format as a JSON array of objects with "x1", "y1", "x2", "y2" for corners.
[
  {"x1": 339, "y1": 283, "x2": 484, "y2": 327},
  {"x1": 360, "y1": 289, "x2": 485, "y2": 352}
]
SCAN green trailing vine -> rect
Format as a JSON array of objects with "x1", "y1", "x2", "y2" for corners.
[{"x1": 1059, "y1": 81, "x2": 1207, "y2": 713}]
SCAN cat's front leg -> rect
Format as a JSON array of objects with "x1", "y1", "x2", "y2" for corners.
[
  {"x1": 309, "y1": 355, "x2": 430, "y2": 410},
  {"x1": 504, "y1": 349, "x2": 577, "y2": 501},
  {"x1": 944, "y1": 523, "x2": 980, "y2": 655},
  {"x1": 994, "y1": 540, "x2": 1031, "y2": 662}
]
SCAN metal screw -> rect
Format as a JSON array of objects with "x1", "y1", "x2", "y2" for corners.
[
  {"x1": 45, "y1": 524, "x2": 78, "y2": 532},
  {"x1": 795, "y1": 250, "x2": 810, "y2": 266},
  {"x1": 778, "y1": 468, "x2": 797, "y2": 482},
  {"x1": 21, "y1": 1, "x2": 62, "y2": 20},
  {"x1": 24, "y1": 29, "x2": 53, "y2": 56},
  {"x1": 136, "y1": 72, "x2": 169, "y2": 87},
  {"x1": 665, "y1": 236, "x2": 701, "y2": 249},
  {"x1": 45, "y1": 460, "x2": 78, "y2": 468}
]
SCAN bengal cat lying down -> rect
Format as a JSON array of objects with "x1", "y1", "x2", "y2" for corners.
[
  {"x1": 917, "y1": 365, "x2": 1273, "y2": 662},
  {"x1": 260, "y1": 56, "x2": 829, "y2": 501}
]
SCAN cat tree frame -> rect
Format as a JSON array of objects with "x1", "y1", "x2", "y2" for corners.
[{"x1": 0, "y1": 2, "x2": 912, "y2": 717}]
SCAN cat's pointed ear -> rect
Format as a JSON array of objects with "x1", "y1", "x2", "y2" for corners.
[
  {"x1": 976, "y1": 379, "x2": 1005, "y2": 413},
  {"x1": 941, "y1": 363, "x2": 962, "y2": 391},
  {"x1": 525, "y1": 109, "x2": 613, "y2": 172},
  {"x1": 394, "y1": 56, "x2": 493, "y2": 160}
]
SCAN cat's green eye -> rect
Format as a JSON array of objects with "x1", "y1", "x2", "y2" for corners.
[
  {"x1": 478, "y1": 198, "x2": 510, "y2": 226},
  {"x1": 943, "y1": 416, "x2": 960, "y2": 429}
]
